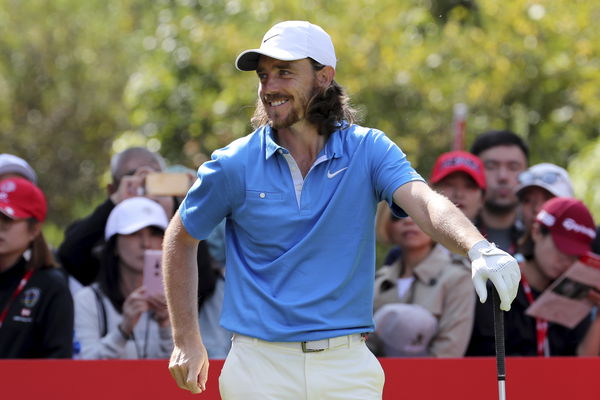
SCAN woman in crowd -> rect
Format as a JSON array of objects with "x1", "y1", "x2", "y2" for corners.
[
  {"x1": 467, "y1": 197, "x2": 600, "y2": 356},
  {"x1": 74, "y1": 197, "x2": 172, "y2": 359},
  {"x1": 0, "y1": 177, "x2": 73, "y2": 358},
  {"x1": 371, "y1": 205, "x2": 475, "y2": 357}
]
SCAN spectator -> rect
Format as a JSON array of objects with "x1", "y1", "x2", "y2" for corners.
[
  {"x1": 57, "y1": 147, "x2": 170, "y2": 286},
  {"x1": 0, "y1": 154, "x2": 38, "y2": 183},
  {"x1": 515, "y1": 163, "x2": 574, "y2": 231},
  {"x1": 74, "y1": 197, "x2": 172, "y2": 359},
  {"x1": 381, "y1": 150, "x2": 486, "y2": 266},
  {"x1": 467, "y1": 197, "x2": 599, "y2": 356},
  {"x1": 430, "y1": 150, "x2": 486, "y2": 223},
  {"x1": 471, "y1": 130, "x2": 528, "y2": 254},
  {"x1": 1, "y1": 153, "x2": 83, "y2": 296},
  {"x1": 58, "y1": 147, "x2": 219, "y2": 314},
  {"x1": 372, "y1": 207, "x2": 474, "y2": 357},
  {"x1": 0, "y1": 177, "x2": 73, "y2": 358}
]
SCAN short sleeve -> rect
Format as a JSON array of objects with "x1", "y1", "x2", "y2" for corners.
[
  {"x1": 368, "y1": 130, "x2": 424, "y2": 216},
  {"x1": 179, "y1": 156, "x2": 235, "y2": 240}
]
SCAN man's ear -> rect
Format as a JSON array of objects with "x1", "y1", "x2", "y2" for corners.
[{"x1": 316, "y1": 66, "x2": 335, "y2": 88}]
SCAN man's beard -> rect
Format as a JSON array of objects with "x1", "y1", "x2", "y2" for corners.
[
  {"x1": 269, "y1": 106, "x2": 301, "y2": 130},
  {"x1": 265, "y1": 83, "x2": 320, "y2": 130}
]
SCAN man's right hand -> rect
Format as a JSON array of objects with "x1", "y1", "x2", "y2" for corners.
[{"x1": 168, "y1": 339, "x2": 210, "y2": 394}]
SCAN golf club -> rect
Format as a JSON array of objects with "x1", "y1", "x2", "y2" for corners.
[{"x1": 492, "y1": 288, "x2": 506, "y2": 400}]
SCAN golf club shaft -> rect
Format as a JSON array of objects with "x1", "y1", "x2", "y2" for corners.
[{"x1": 492, "y1": 289, "x2": 506, "y2": 400}]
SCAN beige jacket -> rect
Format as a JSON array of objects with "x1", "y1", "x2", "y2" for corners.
[{"x1": 373, "y1": 244, "x2": 475, "y2": 357}]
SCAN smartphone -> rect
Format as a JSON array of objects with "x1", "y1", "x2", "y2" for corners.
[
  {"x1": 145, "y1": 172, "x2": 191, "y2": 196},
  {"x1": 143, "y1": 249, "x2": 164, "y2": 297}
]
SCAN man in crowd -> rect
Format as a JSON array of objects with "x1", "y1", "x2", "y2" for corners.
[
  {"x1": 470, "y1": 130, "x2": 528, "y2": 254},
  {"x1": 57, "y1": 147, "x2": 169, "y2": 285}
]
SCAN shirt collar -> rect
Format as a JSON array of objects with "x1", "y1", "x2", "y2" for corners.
[
  {"x1": 264, "y1": 126, "x2": 285, "y2": 159},
  {"x1": 263, "y1": 122, "x2": 349, "y2": 160}
]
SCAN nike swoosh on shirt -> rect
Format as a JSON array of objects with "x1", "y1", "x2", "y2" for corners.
[
  {"x1": 327, "y1": 167, "x2": 348, "y2": 179},
  {"x1": 263, "y1": 34, "x2": 280, "y2": 43}
]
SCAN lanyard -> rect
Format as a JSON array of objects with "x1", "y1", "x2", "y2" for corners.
[
  {"x1": 520, "y1": 270, "x2": 548, "y2": 356},
  {"x1": 0, "y1": 269, "x2": 34, "y2": 328}
]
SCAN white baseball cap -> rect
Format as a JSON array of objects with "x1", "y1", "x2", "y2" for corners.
[
  {"x1": 105, "y1": 197, "x2": 169, "y2": 241},
  {"x1": 0, "y1": 154, "x2": 37, "y2": 183},
  {"x1": 516, "y1": 163, "x2": 574, "y2": 199},
  {"x1": 235, "y1": 20, "x2": 337, "y2": 71},
  {"x1": 374, "y1": 303, "x2": 438, "y2": 357}
]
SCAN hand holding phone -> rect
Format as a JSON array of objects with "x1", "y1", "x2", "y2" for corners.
[
  {"x1": 143, "y1": 249, "x2": 165, "y2": 297},
  {"x1": 145, "y1": 172, "x2": 192, "y2": 197}
]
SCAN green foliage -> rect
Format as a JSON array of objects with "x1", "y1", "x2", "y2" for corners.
[
  {"x1": 0, "y1": 0, "x2": 144, "y2": 234},
  {"x1": 1, "y1": 0, "x2": 599, "y2": 242},
  {"x1": 569, "y1": 137, "x2": 600, "y2": 222}
]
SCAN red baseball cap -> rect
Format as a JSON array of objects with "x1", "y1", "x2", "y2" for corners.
[
  {"x1": 430, "y1": 151, "x2": 486, "y2": 189},
  {"x1": 536, "y1": 197, "x2": 596, "y2": 256},
  {"x1": 0, "y1": 177, "x2": 47, "y2": 222}
]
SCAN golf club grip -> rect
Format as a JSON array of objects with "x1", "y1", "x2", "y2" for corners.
[{"x1": 492, "y1": 289, "x2": 506, "y2": 380}]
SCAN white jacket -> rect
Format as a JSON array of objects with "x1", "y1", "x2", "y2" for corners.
[{"x1": 74, "y1": 284, "x2": 173, "y2": 359}]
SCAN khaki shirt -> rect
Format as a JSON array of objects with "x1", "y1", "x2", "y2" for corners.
[{"x1": 373, "y1": 244, "x2": 475, "y2": 357}]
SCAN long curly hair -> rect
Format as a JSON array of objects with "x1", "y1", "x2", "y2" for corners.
[{"x1": 251, "y1": 59, "x2": 361, "y2": 138}]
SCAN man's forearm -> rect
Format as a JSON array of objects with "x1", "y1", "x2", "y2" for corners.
[
  {"x1": 419, "y1": 191, "x2": 484, "y2": 255},
  {"x1": 394, "y1": 182, "x2": 484, "y2": 256},
  {"x1": 163, "y1": 212, "x2": 203, "y2": 345}
]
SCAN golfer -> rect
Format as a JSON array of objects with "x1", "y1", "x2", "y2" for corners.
[{"x1": 164, "y1": 20, "x2": 521, "y2": 399}]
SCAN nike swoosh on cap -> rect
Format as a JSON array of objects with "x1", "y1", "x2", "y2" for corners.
[
  {"x1": 327, "y1": 167, "x2": 348, "y2": 179},
  {"x1": 263, "y1": 34, "x2": 280, "y2": 43}
]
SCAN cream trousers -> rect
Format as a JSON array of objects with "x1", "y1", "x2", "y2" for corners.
[{"x1": 219, "y1": 334, "x2": 385, "y2": 400}]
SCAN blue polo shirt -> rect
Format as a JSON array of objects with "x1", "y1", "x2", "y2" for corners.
[{"x1": 180, "y1": 123, "x2": 423, "y2": 342}]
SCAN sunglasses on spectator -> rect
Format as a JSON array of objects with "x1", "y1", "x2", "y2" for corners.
[{"x1": 518, "y1": 171, "x2": 562, "y2": 185}]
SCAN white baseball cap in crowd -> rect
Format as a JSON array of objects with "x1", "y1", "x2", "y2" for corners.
[
  {"x1": 373, "y1": 303, "x2": 438, "y2": 357},
  {"x1": 235, "y1": 20, "x2": 337, "y2": 71},
  {"x1": 0, "y1": 153, "x2": 38, "y2": 183},
  {"x1": 516, "y1": 163, "x2": 574, "y2": 199},
  {"x1": 105, "y1": 197, "x2": 169, "y2": 241}
]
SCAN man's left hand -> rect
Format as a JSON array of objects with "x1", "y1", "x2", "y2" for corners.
[{"x1": 469, "y1": 240, "x2": 521, "y2": 311}]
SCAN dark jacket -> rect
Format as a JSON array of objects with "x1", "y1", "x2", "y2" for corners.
[
  {"x1": 0, "y1": 258, "x2": 74, "y2": 358},
  {"x1": 466, "y1": 281, "x2": 591, "y2": 356}
]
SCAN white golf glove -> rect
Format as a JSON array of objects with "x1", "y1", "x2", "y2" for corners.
[{"x1": 468, "y1": 240, "x2": 521, "y2": 311}]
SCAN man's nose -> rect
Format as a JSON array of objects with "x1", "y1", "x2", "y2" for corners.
[
  {"x1": 496, "y1": 166, "x2": 510, "y2": 181},
  {"x1": 261, "y1": 77, "x2": 281, "y2": 94}
]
